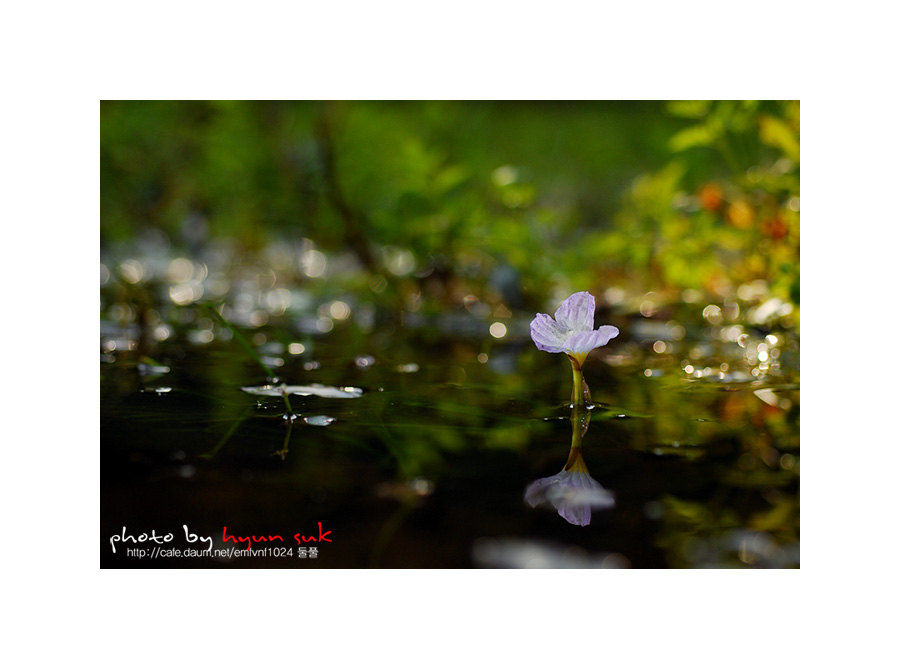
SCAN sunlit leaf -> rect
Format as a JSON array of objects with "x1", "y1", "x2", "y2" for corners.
[
  {"x1": 665, "y1": 100, "x2": 712, "y2": 119},
  {"x1": 759, "y1": 114, "x2": 800, "y2": 161},
  {"x1": 669, "y1": 123, "x2": 717, "y2": 151}
]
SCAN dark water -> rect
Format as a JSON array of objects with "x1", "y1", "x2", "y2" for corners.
[{"x1": 101, "y1": 281, "x2": 799, "y2": 568}]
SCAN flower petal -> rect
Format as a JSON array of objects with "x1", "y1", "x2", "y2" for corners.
[
  {"x1": 560, "y1": 501, "x2": 590, "y2": 526},
  {"x1": 571, "y1": 470, "x2": 615, "y2": 510},
  {"x1": 524, "y1": 474, "x2": 561, "y2": 508},
  {"x1": 556, "y1": 472, "x2": 615, "y2": 525},
  {"x1": 525, "y1": 464, "x2": 615, "y2": 527},
  {"x1": 563, "y1": 326, "x2": 619, "y2": 355},
  {"x1": 530, "y1": 312, "x2": 570, "y2": 353},
  {"x1": 554, "y1": 291, "x2": 595, "y2": 332}
]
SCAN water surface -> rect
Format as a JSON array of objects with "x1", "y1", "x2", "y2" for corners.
[{"x1": 101, "y1": 277, "x2": 799, "y2": 568}]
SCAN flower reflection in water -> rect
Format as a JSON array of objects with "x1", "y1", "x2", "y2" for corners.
[{"x1": 525, "y1": 407, "x2": 614, "y2": 526}]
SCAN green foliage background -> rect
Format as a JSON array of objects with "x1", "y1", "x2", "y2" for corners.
[{"x1": 101, "y1": 100, "x2": 799, "y2": 310}]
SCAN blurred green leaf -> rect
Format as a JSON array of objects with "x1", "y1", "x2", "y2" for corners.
[
  {"x1": 666, "y1": 100, "x2": 712, "y2": 119},
  {"x1": 759, "y1": 114, "x2": 800, "y2": 161},
  {"x1": 669, "y1": 123, "x2": 718, "y2": 151}
]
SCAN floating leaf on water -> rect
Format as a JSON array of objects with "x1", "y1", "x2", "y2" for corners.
[
  {"x1": 241, "y1": 383, "x2": 363, "y2": 399},
  {"x1": 304, "y1": 415, "x2": 336, "y2": 426}
]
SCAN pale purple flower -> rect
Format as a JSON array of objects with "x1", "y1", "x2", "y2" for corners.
[
  {"x1": 524, "y1": 450, "x2": 615, "y2": 526},
  {"x1": 530, "y1": 292, "x2": 619, "y2": 369}
]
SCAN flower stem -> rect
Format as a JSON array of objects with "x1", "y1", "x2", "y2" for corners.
[
  {"x1": 570, "y1": 359, "x2": 592, "y2": 408},
  {"x1": 281, "y1": 388, "x2": 294, "y2": 415},
  {"x1": 564, "y1": 403, "x2": 590, "y2": 470}
]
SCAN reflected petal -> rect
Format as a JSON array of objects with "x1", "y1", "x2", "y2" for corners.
[
  {"x1": 525, "y1": 460, "x2": 615, "y2": 527},
  {"x1": 525, "y1": 473, "x2": 563, "y2": 507}
]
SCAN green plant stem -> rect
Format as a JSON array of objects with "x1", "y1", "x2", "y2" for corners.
[
  {"x1": 202, "y1": 303, "x2": 276, "y2": 378},
  {"x1": 201, "y1": 408, "x2": 251, "y2": 460},
  {"x1": 564, "y1": 403, "x2": 590, "y2": 471},
  {"x1": 274, "y1": 419, "x2": 294, "y2": 460},
  {"x1": 283, "y1": 419, "x2": 293, "y2": 451},
  {"x1": 571, "y1": 363, "x2": 590, "y2": 408}
]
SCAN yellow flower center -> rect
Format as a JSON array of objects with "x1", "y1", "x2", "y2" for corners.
[{"x1": 567, "y1": 351, "x2": 590, "y2": 370}]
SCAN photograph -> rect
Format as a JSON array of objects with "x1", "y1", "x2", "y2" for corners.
[{"x1": 100, "y1": 100, "x2": 800, "y2": 568}]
